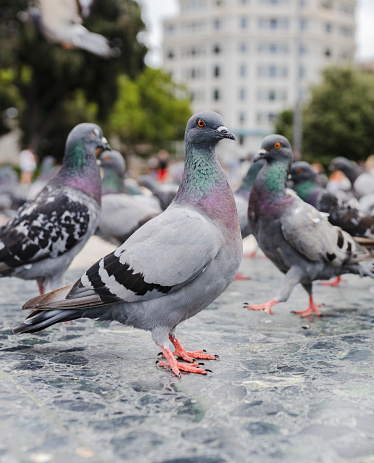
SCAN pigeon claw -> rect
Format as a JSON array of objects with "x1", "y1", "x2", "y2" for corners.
[
  {"x1": 244, "y1": 299, "x2": 278, "y2": 315},
  {"x1": 169, "y1": 335, "x2": 218, "y2": 361},
  {"x1": 157, "y1": 349, "x2": 207, "y2": 376},
  {"x1": 293, "y1": 296, "x2": 323, "y2": 317}
]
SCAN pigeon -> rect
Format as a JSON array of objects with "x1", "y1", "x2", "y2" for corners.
[
  {"x1": 328, "y1": 157, "x2": 374, "y2": 199},
  {"x1": 0, "y1": 123, "x2": 109, "y2": 294},
  {"x1": 291, "y1": 161, "x2": 374, "y2": 239},
  {"x1": 29, "y1": 0, "x2": 116, "y2": 58},
  {"x1": 234, "y1": 159, "x2": 266, "y2": 239},
  {"x1": 14, "y1": 111, "x2": 242, "y2": 377},
  {"x1": 137, "y1": 175, "x2": 179, "y2": 211},
  {"x1": 244, "y1": 135, "x2": 374, "y2": 316},
  {"x1": 98, "y1": 150, "x2": 162, "y2": 245}
]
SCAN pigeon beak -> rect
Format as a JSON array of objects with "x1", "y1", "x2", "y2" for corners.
[
  {"x1": 95, "y1": 138, "x2": 111, "y2": 158},
  {"x1": 216, "y1": 126, "x2": 236, "y2": 141},
  {"x1": 254, "y1": 148, "x2": 268, "y2": 161}
]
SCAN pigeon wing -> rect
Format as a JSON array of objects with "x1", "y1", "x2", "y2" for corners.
[
  {"x1": 280, "y1": 194, "x2": 355, "y2": 266},
  {"x1": 0, "y1": 188, "x2": 93, "y2": 272},
  {"x1": 63, "y1": 205, "x2": 224, "y2": 307}
]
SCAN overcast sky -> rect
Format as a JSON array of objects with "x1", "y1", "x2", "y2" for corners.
[{"x1": 137, "y1": 0, "x2": 374, "y2": 67}]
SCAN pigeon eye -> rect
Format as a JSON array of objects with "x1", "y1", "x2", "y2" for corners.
[
  {"x1": 274, "y1": 142, "x2": 281, "y2": 149},
  {"x1": 93, "y1": 128, "x2": 100, "y2": 137},
  {"x1": 197, "y1": 119, "x2": 205, "y2": 128},
  {"x1": 296, "y1": 168, "x2": 303, "y2": 174}
]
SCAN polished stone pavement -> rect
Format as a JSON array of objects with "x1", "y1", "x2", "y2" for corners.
[{"x1": 0, "y1": 254, "x2": 374, "y2": 463}]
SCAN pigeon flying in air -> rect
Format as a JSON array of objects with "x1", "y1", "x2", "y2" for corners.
[
  {"x1": 14, "y1": 112, "x2": 242, "y2": 377},
  {"x1": 98, "y1": 150, "x2": 162, "y2": 245},
  {"x1": 245, "y1": 135, "x2": 374, "y2": 316},
  {"x1": 30, "y1": 0, "x2": 117, "y2": 58},
  {"x1": 0, "y1": 123, "x2": 109, "y2": 294}
]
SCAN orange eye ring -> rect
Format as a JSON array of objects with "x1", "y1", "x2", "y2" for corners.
[
  {"x1": 274, "y1": 142, "x2": 281, "y2": 149},
  {"x1": 197, "y1": 119, "x2": 205, "y2": 127}
]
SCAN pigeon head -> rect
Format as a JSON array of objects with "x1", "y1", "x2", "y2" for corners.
[
  {"x1": 257, "y1": 135, "x2": 293, "y2": 165},
  {"x1": 98, "y1": 150, "x2": 126, "y2": 195},
  {"x1": 290, "y1": 161, "x2": 316, "y2": 184},
  {"x1": 66, "y1": 123, "x2": 110, "y2": 161},
  {"x1": 185, "y1": 111, "x2": 235, "y2": 146},
  {"x1": 328, "y1": 157, "x2": 356, "y2": 174},
  {"x1": 98, "y1": 150, "x2": 126, "y2": 176}
]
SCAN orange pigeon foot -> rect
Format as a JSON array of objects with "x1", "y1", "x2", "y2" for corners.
[
  {"x1": 293, "y1": 296, "x2": 323, "y2": 317},
  {"x1": 243, "y1": 299, "x2": 278, "y2": 315}
]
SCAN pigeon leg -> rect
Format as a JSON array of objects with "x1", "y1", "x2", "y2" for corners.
[
  {"x1": 243, "y1": 251, "x2": 257, "y2": 258},
  {"x1": 293, "y1": 296, "x2": 322, "y2": 317},
  {"x1": 156, "y1": 346, "x2": 207, "y2": 376},
  {"x1": 320, "y1": 276, "x2": 343, "y2": 287},
  {"x1": 37, "y1": 281, "x2": 45, "y2": 295},
  {"x1": 169, "y1": 334, "x2": 217, "y2": 361},
  {"x1": 244, "y1": 299, "x2": 278, "y2": 314},
  {"x1": 234, "y1": 272, "x2": 250, "y2": 280}
]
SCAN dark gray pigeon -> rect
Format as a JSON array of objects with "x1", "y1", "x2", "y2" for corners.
[
  {"x1": 245, "y1": 135, "x2": 374, "y2": 316},
  {"x1": 98, "y1": 150, "x2": 162, "y2": 245},
  {"x1": 234, "y1": 159, "x2": 266, "y2": 239},
  {"x1": 14, "y1": 112, "x2": 242, "y2": 377},
  {"x1": 0, "y1": 123, "x2": 109, "y2": 294}
]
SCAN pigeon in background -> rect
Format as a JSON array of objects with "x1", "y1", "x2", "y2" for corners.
[
  {"x1": 291, "y1": 161, "x2": 374, "y2": 239},
  {"x1": 245, "y1": 135, "x2": 374, "y2": 316},
  {"x1": 14, "y1": 112, "x2": 242, "y2": 377},
  {"x1": 328, "y1": 156, "x2": 374, "y2": 199},
  {"x1": 234, "y1": 159, "x2": 266, "y2": 239},
  {"x1": 98, "y1": 150, "x2": 162, "y2": 245},
  {"x1": 26, "y1": 0, "x2": 117, "y2": 58},
  {"x1": 0, "y1": 123, "x2": 109, "y2": 294}
]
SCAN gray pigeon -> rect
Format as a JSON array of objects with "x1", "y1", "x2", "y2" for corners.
[
  {"x1": 14, "y1": 112, "x2": 242, "y2": 377},
  {"x1": 245, "y1": 135, "x2": 374, "y2": 316},
  {"x1": 33, "y1": 0, "x2": 116, "y2": 58},
  {"x1": 0, "y1": 123, "x2": 109, "y2": 294},
  {"x1": 98, "y1": 150, "x2": 162, "y2": 245},
  {"x1": 328, "y1": 157, "x2": 373, "y2": 199},
  {"x1": 234, "y1": 159, "x2": 266, "y2": 239}
]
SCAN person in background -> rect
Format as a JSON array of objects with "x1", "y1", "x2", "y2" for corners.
[
  {"x1": 19, "y1": 147, "x2": 37, "y2": 185},
  {"x1": 157, "y1": 149, "x2": 169, "y2": 182}
]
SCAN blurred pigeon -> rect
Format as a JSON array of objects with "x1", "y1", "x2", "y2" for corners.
[
  {"x1": 29, "y1": 0, "x2": 116, "y2": 58},
  {"x1": 234, "y1": 159, "x2": 265, "y2": 239},
  {"x1": 98, "y1": 150, "x2": 162, "y2": 245},
  {"x1": 245, "y1": 135, "x2": 374, "y2": 316},
  {"x1": 291, "y1": 161, "x2": 374, "y2": 239},
  {"x1": 27, "y1": 156, "x2": 58, "y2": 200},
  {"x1": 328, "y1": 157, "x2": 374, "y2": 199},
  {"x1": 0, "y1": 123, "x2": 109, "y2": 294},
  {"x1": 137, "y1": 175, "x2": 179, "y2": 210},
  {"x1": 0, "y1": 166, "x2": 27, "y2": 212},
  {"x1": 14, "y1": 112, "x2": 242, "y2": 377}
]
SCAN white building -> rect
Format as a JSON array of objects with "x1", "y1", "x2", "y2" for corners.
[{"x1": 162, "y1": 0, "x2": 356, "y2": 157}]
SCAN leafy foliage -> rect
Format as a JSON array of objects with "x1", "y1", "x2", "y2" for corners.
[
  {"x1": 0, "y1": 0, "x2": 147, "y2": 160},
  {"x1": 275, "y1": 66, "x2": 374, "y2": 166},
  {"x1": 109, "y1": 67, "x2": 192, "y2": 154}
]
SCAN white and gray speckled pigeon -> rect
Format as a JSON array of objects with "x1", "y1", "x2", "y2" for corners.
[
  {"x1": 0, "y1": 123, "x2": 109, "y2": 294},
  {"x1": 245, "y1": 135, "x2": 374, "y2": 317},
  {"x1": 14, "y1": 112, "x2": 242, "y2": 377},
  {"x1": 34, "y1": 0, "x2": 116, "y2": 58},
  {"x1": 98, "y1": 150, "x2": 162, "y2": 245}
]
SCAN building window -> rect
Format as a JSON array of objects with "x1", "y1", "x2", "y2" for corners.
[
  {"x1": 167, "y1": 50, "x2": 174, "y2": 59},
  {"x1": 268, "y1": 113, "x2": 277, "y2": 123},
  {"x1": 166, "y1": 25, "x2": 175, "y2": 35},
  {"x1": 213, "y1": 89, "x2": 220, "y2": 100},
  {"x1": 258, "y1": 43, "x2": 289, "y2": 54},
  {"x1": 325, "y1": 23, "x2": 332, "y2": 33},
  {"x1": 239, "y1": 42, "x2": 247, "y2": 53},
  {"x1": 268, "y1": 90, "x2": 276, "y2": 101},
  {"x1": 213, "y1": 44, "x2": 221, "y2": 54},
  {"x1": 324, "y1": 48, "x2": 331, "y2": 57},
  {"x1": 300, "y1": 18, "x2": 307, "y2": 30},
  {"x1": 238, "y1": 135, "x2": 245, "y2": 146},
  {"x1": 240, "y1": 17, "x2": 248, "y2": 28},
  {"x1": 239, "y1": 88, "x2": 246, "y2": 100},
  {"x1": 214, "y1": 65, "x2": 220, "y2": 77},
  {"x1": 214, "y1": 19, "x2": 222, "y2": 29},
  {"x1": 239, "y1": 112, "x2": 245, "y2": 123},
  {"x1": 239, "y1": 64, "x2": 246, "y2": 77}
]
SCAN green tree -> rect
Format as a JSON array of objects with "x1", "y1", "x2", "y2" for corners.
[
  {"x1": 275, "y1": 66, "x2": 374, "y2": 165},
  {"x1": 0, "y1": 0, "x2": 147, "y2": 160},
  {"x1": 109, "y1": 67, "x2": 192, "y2": 154}
]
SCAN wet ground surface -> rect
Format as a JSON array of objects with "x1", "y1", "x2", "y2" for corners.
[{"x1": 0, "y1": 254, "x2": 374, "y2": 463}]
